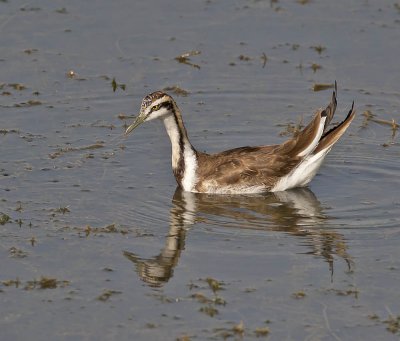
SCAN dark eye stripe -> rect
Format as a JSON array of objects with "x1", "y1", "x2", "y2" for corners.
[{"x1": 150, "y1": 102, "x2": 172, "y2": 113}]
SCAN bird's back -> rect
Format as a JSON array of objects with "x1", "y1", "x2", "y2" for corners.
[{"x1": 194, "y1": 144, "x2": 301, "y2": 193}]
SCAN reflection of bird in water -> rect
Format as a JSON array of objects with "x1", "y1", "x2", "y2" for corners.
[
  {"x1": 123, "y1": 190, "x2": 193, "y2": 288},
  {"x1": 124, "y1": 188, "x2": 353, "y2": 287}
]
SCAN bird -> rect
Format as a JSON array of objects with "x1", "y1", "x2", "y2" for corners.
[{"x1": 125, "y1": 83, "x2": 355, "y2": 194}]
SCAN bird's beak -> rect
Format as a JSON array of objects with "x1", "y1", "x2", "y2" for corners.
[{"x1": 125, "y1": 115, "x2": 145, "y2": 135}]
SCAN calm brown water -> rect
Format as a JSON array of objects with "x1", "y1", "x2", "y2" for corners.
[{"x1": 1, "y1": 1, "x2": 400, "y2": 340}]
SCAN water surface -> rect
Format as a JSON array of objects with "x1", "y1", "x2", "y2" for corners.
[{"x1": 1, "y1": 0, "x2": 400, "y2": 340}]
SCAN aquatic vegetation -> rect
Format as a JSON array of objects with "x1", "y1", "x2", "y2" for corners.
[
  {"x1": 1, "y1": 277, "x2": 70, "y2": 290},
  {"x1": 199, "y1": 305, "x2": 218, "y2": 317},
  {"x1": 278, "y1": 116, "x2": 304, "y2": 137},
  {"x1": 238, "y1": 54, "x2": 251, "y2": 61},
  {"x1": 24, "y1": 48, "x2": 38, "y2": 54},
  {"x1": 117, "y1": 113, "x2": 135, "y2": 120},
  {"x1": 30, "y1": 236, "x2": 36, "y2": 246},
  {"x1": 6, "y1": 83, "x2": 27, "y2": 90},
  {"x1": 66, "y1": 70, "x2": 76, "y2": 78},
  {"x1": 9, "y1": 247, "x2": 27, "y2": 258},
  {"x1": 362, "y1": 110, "x2": 399, "y2": 130},
  {"x1": 232, "y1": 320, "x2": 245, "y2": 336},
  {"x1": 311, "y1": 63, "x2": 322, "y2": 72},
  {"x1": 189, "y1": 278, "x2": 227, "y2": 320},
  {"x1": 191, "y1": 292, "x2": 226, "y2": 306},
  {"x1": 55, "y1": 7, "x2": 68, "y2": 14},
  {"x1": 2, "y1": 278, "x2": 21, "y2": 287},
  {"x1": 55, "y1": 206, "x2": 70, "y2": 214},
  {"x1": 14, "y1": 100, "x2": 42, "y2": 107},
  {"x1": 361, "y1": 110, "x2": 399, "y2": 146},
  {"x1": 175, "y1": 50, "x2": 201, "y2": 69},
  {"x1": 0, "y1": 213, "x2": 10, "y2": 225},
  {"x1": 205, "y1": 277, "x2": 225, "y2": 293},
  {"x1": 384, "y1": 315, "x2": 400, "y2": 334},
  {"x1": 49, "y1": 143, "x2": 104, "y2": 159},
  {"x1": 81, "y1": 224, "x2": 128, "y2": 236},
  {"x1": 261, "y1": 52, "x2": 268, "y2": 68},
  {"x1": 310, "y1": 45, "x2": 326, "y2": 54},
  {"x1": 254, "y1": 327, "x2": 270, "y2": 337},
  {"x1": 368, "y1": 313, "x2": 400, "y2": 335},
  {"x1": 97, "y1": 289, "x2": 122, "y2": 302},
  {"x1": 214, "y1": 321, "x2": 270, "y2": 339},
  {"x1": 313, "y1": 83, "x2": 334, "y2": 92},
  {"x1": 325, "y1": 288, "x2": 359, "y2": 298},
  {"x1": 292, "y1": 291, "x2": 306, "y2": 299},
  {"x1": 15, "y1": 202, "x2": 22, "y2": 212},
  {"x1": 191, "y1": 292, "x2": 210, "y2": 304},
  {"x1": 19, "y1": 7, "x2": 41, "y2": 12},
  {"x1": 111, "y1": 78, "x2": 126, "y2": 92},
  {"x1": 163, "y1": 86, "x2": 190, "y2": 97}
]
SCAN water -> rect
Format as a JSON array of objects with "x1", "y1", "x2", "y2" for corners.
[{"x1": 1, "y1": 0, "x2": 400, "y2": 340}]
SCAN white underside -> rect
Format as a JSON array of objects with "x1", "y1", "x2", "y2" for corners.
[{"x1": 271, "y1": 147, "x2": 331, "y2": 192}]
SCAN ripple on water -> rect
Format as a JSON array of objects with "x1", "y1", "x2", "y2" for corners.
[{"x1": 313, "y1": 136, "x2": 400, "y2": 230}]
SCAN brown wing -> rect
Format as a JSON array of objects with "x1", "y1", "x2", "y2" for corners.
[{"x1": 195, "y1": 145, "x2": 301, "y2": 191}]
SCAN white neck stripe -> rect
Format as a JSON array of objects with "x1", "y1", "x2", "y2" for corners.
[{"x1": 182, "y1": 146, "x2": 198, "y2": 192}]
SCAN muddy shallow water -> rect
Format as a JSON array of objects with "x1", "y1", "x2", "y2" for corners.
[{"x1": 1, "y1": 0, "x2": 400, "y2": 340}]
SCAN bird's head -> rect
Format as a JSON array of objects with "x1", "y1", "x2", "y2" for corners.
[{"x1": 125, "y1": 91, "x2": 175, "y2": 135}]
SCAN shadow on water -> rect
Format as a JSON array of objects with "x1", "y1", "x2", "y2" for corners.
[{"x1": 124, "y1": 187, "x2": 353, "y2": 287}]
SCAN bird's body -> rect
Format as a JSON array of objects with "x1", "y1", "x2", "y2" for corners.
[{"x1": 125, "y1": 85, "x2": 355, "y2": 194}]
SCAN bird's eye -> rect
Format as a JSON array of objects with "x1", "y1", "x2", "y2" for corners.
[{"x1": 153, "y1": 104, "x2": 160, "y2": 111}]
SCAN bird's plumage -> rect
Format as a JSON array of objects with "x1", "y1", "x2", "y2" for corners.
[{"x1": 125, "y1": 84, "x2": 355, "y2": 194}]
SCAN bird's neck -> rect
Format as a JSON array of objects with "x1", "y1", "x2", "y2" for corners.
[{"x1": 162, "y1": 103, "x2": 198, "y2": 191}]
